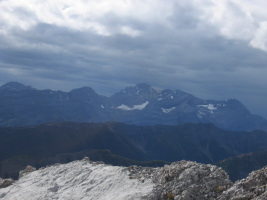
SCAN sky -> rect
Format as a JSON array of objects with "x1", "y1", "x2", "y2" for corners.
[{"x1": 0, "y1": 0, "x2": 267, "y2": 118}]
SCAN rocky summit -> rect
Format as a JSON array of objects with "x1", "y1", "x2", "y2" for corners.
[
  {"x1": 2, "y1": 158, "x2": 267, "y2": 200},
  {"x1": 0, "y1": 82, "x2": 266, "y2": 131},
  {"x1": 218, "y1": 165, "x2": 267, "y2": 200},
  {"x1": 0, "y1": 159, "x2": 232, "y2": 200}
]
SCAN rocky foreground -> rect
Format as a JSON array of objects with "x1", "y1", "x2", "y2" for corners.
[{"x1": 1, "y1": 159, "x2": 267, "y2": 200}]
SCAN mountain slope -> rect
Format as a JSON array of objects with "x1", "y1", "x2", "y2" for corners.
[
  {"x1": 0, "y1": 82, "x2": 266, "y2": 131},
  {"x1": 111, "y1": 123, "x2": 267, "y2": 163},
  {"x1": 1, "y1": 122, "x2": 267, "y2": 179},
  {"x1": 216, "y1": 150, "x2": 267, "y2": 182},
  {"x1": 0, "y1": 122, "x2": 145, "y2": 162}
]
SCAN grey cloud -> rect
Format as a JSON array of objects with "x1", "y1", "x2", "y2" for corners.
[{"x1": 0, "y1": 1, "x2": 267, "y2": 118}]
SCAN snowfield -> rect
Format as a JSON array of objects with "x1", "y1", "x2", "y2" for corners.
[
  {"x1": 116, "y1": 101, "x2": 149, "y2": 111},
  {"x1": 197, "y1": 104, "x2": 218, "y2": 111},
  {"x1": 0, "y1": 160, "x2": 153, "y2": 200},
  {"x1": 161, "y1": 107, "x2": 176, "y2": 113}
]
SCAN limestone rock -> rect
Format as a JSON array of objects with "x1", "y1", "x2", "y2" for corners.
[
  {"x1": 218, "y1": 166, "x2": 267, "y2": 200},
  {"x1": 82, "y1": 156, "x2": 90, "y2": 162},
  {"x1": 19, "y1": 165, "x2": 36, "y2": 178},
  {"x1": 151, "y1": 161, "x2": 232, "y2": 200},
  {"x1": 0, "y1": 178, "x2": 14, "y2": 188},
  {"x1": 127, "y1": 160, "x2": 233, "y2": 200},
  {"x1": 6, "y1": 159, "x2": 267, "y2": 199}
]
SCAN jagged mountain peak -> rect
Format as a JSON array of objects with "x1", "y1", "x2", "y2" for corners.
[
  {"x1": 135, "y1": 82, "x2": 152, "y2": 89},
  {"x1": 70, "y1": 86, "x2": 97, "y2": 94},
  {"x1": 69, "y1": 86, "x2": 99, "y2": 99},
  {"x1": 111, "y1": 83, "x2": 158, "y2": 103},
  {"x1": 159, "y1": 88, "x2": 194, "y2": 99},
  {"x1": 0, "y1": 82, "x2": 35, "y2": 91},
  {"x1": 119, "y1": 83, "x2": 156, "y2": 95}
]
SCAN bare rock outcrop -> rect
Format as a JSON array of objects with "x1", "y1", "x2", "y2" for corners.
[
  {"x1": 18, "y1": 165, "x2": 36, "y2": 178},
  {"x1": 218, "y1": 166, "x2": 267, "y2": 200},
  {"x1": 151, "y1": 161, "x2": 232, "y2": 200},
  {"x1": 0, "y1": 178, "x2": 14, "y2": 188},
  {"x1": 128, "y1": 160, "x2": 233, "y2": 200}
]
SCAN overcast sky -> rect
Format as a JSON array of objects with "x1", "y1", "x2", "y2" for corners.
[{"x1": 0, "y1": 0, "x2": 267, "y2": 118}]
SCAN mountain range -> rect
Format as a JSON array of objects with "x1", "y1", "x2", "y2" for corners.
[{"x1": 0, "y1": 82, "x2": 266, "y2": 131}]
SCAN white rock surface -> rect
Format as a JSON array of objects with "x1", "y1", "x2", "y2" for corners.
[
  {"x1": 0, "y1": 160, "x2": 153, "y2": 200},
  {"x1": 0, "y1": 159, "x2": 237, "y2": 200}
]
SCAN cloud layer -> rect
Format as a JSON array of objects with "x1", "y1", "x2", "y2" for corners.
[{"x1": 0, "y1": 0, "x2": 267, "y2": 118}]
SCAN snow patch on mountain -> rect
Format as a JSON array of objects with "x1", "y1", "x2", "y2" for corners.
[
  {"x1": 161, "y1": 107, "x2": 176, "y2": 113},
  {"x1": 0, "y1": 160, "x2": 153, "y2": 200},
  {"x1": 198, "y1": 104, "x2": 218, "y2": 111},
  {"x1": 117, "y1": 101, "x2": 149, "y2": 111}
]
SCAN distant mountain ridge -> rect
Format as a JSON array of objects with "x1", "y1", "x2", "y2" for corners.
[{"x1": 0, "y1": 81, "x2": 266, "y2": 131}]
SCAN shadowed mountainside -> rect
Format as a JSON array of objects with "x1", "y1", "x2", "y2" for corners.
[
  {"x1": 0, "y1": 149, "x2": 169, "y2": 179},
  {"x1": 1, "y1": 122, "x2": 267, "y2": 179},
  {"x1": 217, "y1": 150, "x2": 267, "y2": 182}
]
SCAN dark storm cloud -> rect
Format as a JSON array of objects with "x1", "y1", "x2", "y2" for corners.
[{"x1": 0, "y1": 0, "x2": 267, "y2": 118}]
